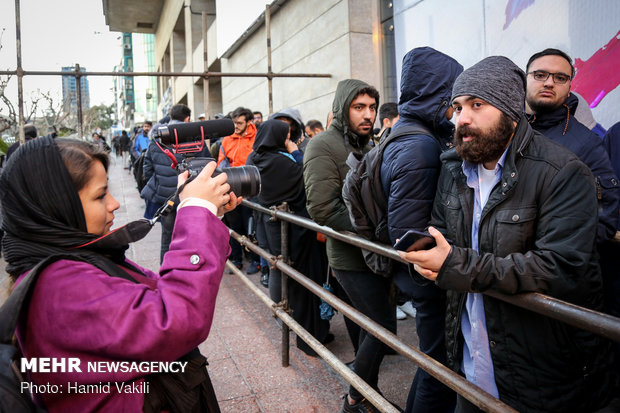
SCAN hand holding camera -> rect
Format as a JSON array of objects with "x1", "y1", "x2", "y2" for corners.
[{"x1": 178, "y1": 161, "x2": 241, "y2": 213}]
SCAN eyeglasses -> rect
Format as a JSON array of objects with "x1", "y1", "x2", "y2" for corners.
[{"x1": 527, "y1": 70, "x2": 571, "y2": 84}]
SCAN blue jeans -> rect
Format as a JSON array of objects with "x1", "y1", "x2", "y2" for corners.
[{"x1": 332, "y1": 268, "x2": 395, "y2": 401}]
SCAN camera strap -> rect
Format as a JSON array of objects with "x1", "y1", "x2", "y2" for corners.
[
  {"x1": 151, "y1": 172, "x2": 199, "y2": 221},
  {"x1": 153, "y1": 138, "x2": 179, "y2": 170}
]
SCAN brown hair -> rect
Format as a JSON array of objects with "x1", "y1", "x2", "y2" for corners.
[{"x1": 55, "y1": 138, "x2": 109, "y2": 191}]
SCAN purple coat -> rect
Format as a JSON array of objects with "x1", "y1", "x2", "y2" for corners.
[{"x1": 16, "y1": 206, "x2": 230, "y2": 412}]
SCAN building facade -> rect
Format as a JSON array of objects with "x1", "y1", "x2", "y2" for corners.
[
  {"x1": 103, "y1": 0, "x2": 386, "y2": 125},
  {"x1": 103, "y1": 0, "x2": 619, "y2": 128}
]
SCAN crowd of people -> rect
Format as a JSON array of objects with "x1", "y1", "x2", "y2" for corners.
[{"x1": 1, "y1": 45, "x2": 619, "y2": 413}]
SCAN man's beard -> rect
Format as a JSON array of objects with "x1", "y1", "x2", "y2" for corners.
[{"x1": 454, "y1": 113, "x2": 515, "y2": 164}]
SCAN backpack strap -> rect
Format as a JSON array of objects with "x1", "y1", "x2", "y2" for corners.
[
  {"x1": 0, "y1": 254, "x2": 138, "y2": 346},
  {"x1": 378, "y1": 124, "x2": 435, "y2": 150},
  {"x1": 372, "y1": 124, "x2": 436, "y2": 210}
]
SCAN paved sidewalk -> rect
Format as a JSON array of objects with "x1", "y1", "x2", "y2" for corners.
[{"x1": 1, "y1": 153, "x2": 420, "y2": 412}]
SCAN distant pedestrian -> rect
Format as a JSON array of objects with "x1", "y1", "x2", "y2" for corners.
[{"x1": 119, "y1": 130, "x2": 131, "y2": 169}]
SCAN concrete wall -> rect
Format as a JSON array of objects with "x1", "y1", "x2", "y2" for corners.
[
  {"x1": 154, "y1": 0, "x2": 217, "y2": 119},
  {"x1": 220, "y1": 0, "x2": 383, "y2": 126}
]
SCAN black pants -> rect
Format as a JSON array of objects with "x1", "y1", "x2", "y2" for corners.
[
  {"x1": 160, "y1": 208, "x2": 176, "y2": 264},
  {"x1": 223, "y1": 205, "x2": 259, "y2": 264},
  {"x1": 332, "y1": 268, "x2": 396, "y2": 401}
]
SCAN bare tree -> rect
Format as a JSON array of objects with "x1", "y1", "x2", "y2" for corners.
[{"x1": 0, "y1": 73, "x2": 17, "y2": 135}]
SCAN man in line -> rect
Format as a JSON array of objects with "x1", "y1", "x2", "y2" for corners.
[
  {"x1": 525, "y1": 48, "x2": 620, "y2": 330},
  {"x1": 525, "y1": 48, "x2": 619, "y2": 244},
  {"x1": 373, "y1": 102, "x2": 399, "y2": 144},
  {"x1": 218, "y1": 107, "x2": 261, "y2": 273},
  {"x1": 381, "y1": 46, "x2": 461, "y2": 413},
  {"x1": 252, "y1": 111, "x2": 263, "y2": 125},
  {"x1": 304, "y1": 79, "x2": 394, "y2": 413},
  {"x1": 400, "y1": 56, "x2": 615, "y2": 412},
  {"x1": 305, "y1": 119, "x2": 324, "y2": 138}
]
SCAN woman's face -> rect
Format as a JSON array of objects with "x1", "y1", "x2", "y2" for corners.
[{"x1": 78, "y1": 161, "x2": 120, "y2": 236}]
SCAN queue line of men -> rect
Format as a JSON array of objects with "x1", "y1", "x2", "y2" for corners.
[{"x1": 303, "y1": 47, "x2": 619, "y2": 413}]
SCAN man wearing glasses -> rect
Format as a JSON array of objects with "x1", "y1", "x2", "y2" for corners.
[
  {"x1": 525, "y1": 48, "x2": 619, "y2": 245},
  {"x1": 525, "y1": 49, "x2": 620, "y2": 327}
]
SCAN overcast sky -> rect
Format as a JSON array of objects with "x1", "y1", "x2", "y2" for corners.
[
  {"x1": 0, "y1": 0, "x2": 268, "y2": 111},
  {"x1": 0, "y1": 0, "x2": 122, "y2": 108}
]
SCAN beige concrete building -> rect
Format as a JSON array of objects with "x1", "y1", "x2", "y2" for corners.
[{"x1": 104, "y1": 0, "x2": 396, "y2": 125}]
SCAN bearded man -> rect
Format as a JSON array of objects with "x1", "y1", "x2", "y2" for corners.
[{"x1": 398, "y1": 56, "x2": 616, "y2": 413}]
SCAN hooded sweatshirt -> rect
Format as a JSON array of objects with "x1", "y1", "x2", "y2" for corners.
[{"x1": 303, "y1": 79, "x2": 377, "y2": 271}]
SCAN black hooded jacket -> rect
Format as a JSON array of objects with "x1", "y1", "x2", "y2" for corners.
[{"x1": 246, "y1": 119, "x2": 306, "y2": 212}]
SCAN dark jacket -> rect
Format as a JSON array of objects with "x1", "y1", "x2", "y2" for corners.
[
  {"x1": 303, "y1": 79, "x2": 375, "y2": 271},
  {"x1": 141, "y1": 120, "x2": 184, "y2": 206},
  {"x1": 603, "y1": 122, "x2": 620, "y2": 230},
  {"x1": 528, "y1": 93, "x2": 620, "y2": 242},
  {"x1": 431, "y1": 117, "x2": 614, "y2": 412},
  {"x1": 246, "y1": 119, "x2": 305, "y2": 212},
  {"x1": 380, "y1": 47, "x2": 462, "y2": 293}
]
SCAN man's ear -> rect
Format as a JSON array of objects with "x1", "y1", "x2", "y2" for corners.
[{"x1": 184, "y1": 116, "x2": 190, "y2": 123}]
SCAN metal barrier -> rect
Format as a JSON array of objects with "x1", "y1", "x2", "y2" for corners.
[{"x1": 229, "y1": 199, "x2": 620, "y2": 412}]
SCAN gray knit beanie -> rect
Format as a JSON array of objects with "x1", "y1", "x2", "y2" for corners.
[{"x1": 451, "y1": 56, "x2": 526, "y2": 122}]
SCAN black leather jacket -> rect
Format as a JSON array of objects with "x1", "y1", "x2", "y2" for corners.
[{"x1": 431, "y1": 117, "x2": 614, "y2": 412}]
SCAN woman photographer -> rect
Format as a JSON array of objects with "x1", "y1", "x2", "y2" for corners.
[{"x1": 1, "y1": 136, "x2": 240, "y2": 412}]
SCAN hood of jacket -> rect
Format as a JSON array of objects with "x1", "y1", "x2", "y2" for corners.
[
  {"x1": 330, "y1": 79, "x2": 378, "y2": 150},
  {"x1": 248, "y1": 119, "x2": 305, "y2": 211},
  {"x1": 395, "y1": 47, "x2": 463, "y2": 137},
  {"x1": 253, "y1": 119, "x2": 289, "y2": 153},
  {"x1": 270, "y1": 108, "x2": 304, "y2": 142}
]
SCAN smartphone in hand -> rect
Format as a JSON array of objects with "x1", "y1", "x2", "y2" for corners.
[{"x1": 393, "y1": 229, "x2": 436, "y2": 251}]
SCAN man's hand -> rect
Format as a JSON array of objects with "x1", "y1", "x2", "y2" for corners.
[
  {"x1": 285, "y1": 136, "x2": 299, "y2": 153},
  {"x1": 397, "y1": 227, "x2": 452, "y2": 281},
  {"x1": 218, "y1": 192, "x2": 242, "y2": 216}
]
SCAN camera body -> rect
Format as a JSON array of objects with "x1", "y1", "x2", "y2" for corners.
[
  {"x1": 178, "y1": 156, "x2": 261, "y2": 198},
  {"x1": 153, "y1": 119, "x2": 260, "y2": 198}
]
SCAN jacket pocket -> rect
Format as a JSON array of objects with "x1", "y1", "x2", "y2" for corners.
[
  {"x1": 440, "y1": 192, "x2": 461, "y2": 241},
  {"x1": 493, "y1": 206, "x2": 537, "y2": 256}
]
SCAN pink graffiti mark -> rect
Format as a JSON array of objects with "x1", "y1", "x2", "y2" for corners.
[
  {"x1": 572, "y1": 30, "x2": 620, "y2": 108},
  {"x1": 503, "y1": 0, "x2": 535, "y2": 30}
]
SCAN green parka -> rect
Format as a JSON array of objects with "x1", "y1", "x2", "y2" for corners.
[{"x1": 303, "y1": 79, "x2": 377, "y2": 271}]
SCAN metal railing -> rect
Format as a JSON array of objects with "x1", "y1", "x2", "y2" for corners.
[{"x1": 228, "y1": 199, "x2": 620, "y2": 413}]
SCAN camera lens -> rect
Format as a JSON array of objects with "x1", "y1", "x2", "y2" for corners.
[
  {"x1": 178, "y1": 157, "x2": 261, "y2": 198},
  {"x1": 218, "y1": 165, "x2": 261, "y2": 198}
]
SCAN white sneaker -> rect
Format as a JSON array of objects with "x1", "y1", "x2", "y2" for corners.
[
  {"x1": 398, "y1": 301, "x2": 417, "y2": 318},
  {"x1": 396, "y1": 306, "x2": 407, "y2": 320}
]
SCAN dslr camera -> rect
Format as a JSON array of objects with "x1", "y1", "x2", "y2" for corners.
[{"x1": 155, "y1": 119, "x2": 261, "y2": 198}]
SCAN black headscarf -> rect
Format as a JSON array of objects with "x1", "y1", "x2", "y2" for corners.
[
  {"x1": 0, "y1": 136, "x2": 130, "y2": 278},
  {"x1": 246, "y1": 120, "x2": 306, "y2": 212}
]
